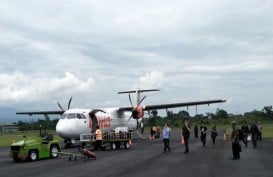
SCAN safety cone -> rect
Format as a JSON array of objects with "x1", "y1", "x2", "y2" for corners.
[
  {"x1": 223, "y1": 133, "x2": 227, "y2": 141},
  {"x1": 180, "y1": 136, "x2": 185, "y2": 144}
]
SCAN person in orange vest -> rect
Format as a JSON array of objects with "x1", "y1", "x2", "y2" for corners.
[{"x1": 95, "y1": 126, "x2": 102, "y2": 151}]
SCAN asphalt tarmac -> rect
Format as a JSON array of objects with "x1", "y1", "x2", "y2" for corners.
[{"x1": 1, "y1": 131, "x2": 272, "y2": 177}]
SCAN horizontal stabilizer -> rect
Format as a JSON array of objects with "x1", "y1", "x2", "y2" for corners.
[{"x1": 118, "y1": 89, "x2": 160, "y2": 94}]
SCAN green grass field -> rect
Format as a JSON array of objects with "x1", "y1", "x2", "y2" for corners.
[
  {"x1": 0, "y1": 130, "x2": 63, "y2": 147},
  {"x1": 1, "y1": 123, "x2": 272, "y2": 147},
  {"x1": 216, "y1": 123, "x2": 273, "y2": 138}
]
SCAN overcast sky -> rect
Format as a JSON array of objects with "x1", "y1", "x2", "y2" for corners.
[{"x1": 0, "y1": 0, "x2": 272, "y2": 116}]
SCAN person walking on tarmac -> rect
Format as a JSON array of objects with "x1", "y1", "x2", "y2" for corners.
[
  {"x1": 211, "y1": 123, "x2": 217, "y2": 146},
  {"x1": 231, "y1": 121, "x2": 241, "y2": 160},
  {"x1": 194, "y1": 125, "x2": 198, "y2": 138},
  {"x1": 182, "y1": 120, "x2": 191, "y2": 153},
  {"x1": 257, "y1": 122, "x2": 263, "y2": 141},
  {"x1": 95, "y1": 126, "x2": 103, "y2": 151},
  {"x1": 241, "y1": 121, "x2": 250, "y2": 147},
  {"x1": 162, "y1": 123, "x2": 171, "y2": 153},
  {"x1": 250, "y1": 122, "x2": 259, "y2": 148},
  {"x1": 200, "y1": 121, "x2": 207, "y2": 147}
]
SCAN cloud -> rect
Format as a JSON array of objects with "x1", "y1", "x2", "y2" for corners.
[
  {"x1": 0, "y1": 71, "x2": 94, "y2": 106},
  {"x1": 135, "y1": 70, "x2": 165, "y2": 89},
  {"x1": 183, "y1": 61, "x2": 269, "y2": 74},
  {"x1": 0, "y1": 0, "x2": 272, "y2": 115}
]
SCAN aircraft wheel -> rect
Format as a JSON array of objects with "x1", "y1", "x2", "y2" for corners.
[
  {"x1": 111, "y1": 143, "x2": 116, "y2": 150},
  {"x1": 50, "y1": 145, "x2": 59, "y2": 158},
  {"x1": 29, "y1": 150, "x2": 38, "y2": 161}
]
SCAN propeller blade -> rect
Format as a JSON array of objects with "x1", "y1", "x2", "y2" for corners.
[
  {"x1": 128, "y1": 114, "x2": 133, "y2": 122},
  {"x1": 57, "y1": 102, "x2": 64, "y2": 111},
  {"x1": 68, "y1": 97, "x2": 72, "y2": 110},
  {"x1": 138, "y1": 96, "x2": 147, "y2": 106},
  {"x1": 128, "y1": 93, "x2": 133, "y2": 107}
]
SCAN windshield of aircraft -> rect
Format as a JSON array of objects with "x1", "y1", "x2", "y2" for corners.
[{"x1": 61, "y1": 113, "x2": 86, "y2": 119}]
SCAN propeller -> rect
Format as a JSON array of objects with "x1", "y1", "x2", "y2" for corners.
[
  {"x1": 128, "y1": 94, "x2": 133, "y2": 107},
  {"x1": 57, "y1": 102, "x2": 64, "y2": 111},
  {"x1": 128, "y1": 95, "x2": 146, "y2": 121},
  {"x1": 138, "y1": 96, "x2": 146, "y2": 106},
  {"x1": 57, "y1": 97, "x2": 73, "y2": 111},
  {"x1": 68, "y1": 97, "x2": 72, "y2": 110}
]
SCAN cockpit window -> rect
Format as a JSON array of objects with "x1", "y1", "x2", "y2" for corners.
[
  {"x1": 77, "y1": 114, "x2": 82, "y2": 119},
  {"x1": 81, "y1": 114, "x2": 86, "y2": 119},
  {"x1": 67, "y1": 113, "x2": 77, "y2": 119},
  {"x1": 77, "y1": 113, "x2": 86, "y2": 119},
  {"x1": 61, "y1": 113, "x2": 86, "y2": 119},
  {"x1": 61, "y1": 113, "x2": 67, "y2": 119}
]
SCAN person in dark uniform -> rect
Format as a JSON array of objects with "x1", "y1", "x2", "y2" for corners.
[
  {"x1": 182, "y1": 120, "x2": 191, "y2": 153},
  {"x1": 200, "y1": 121, "x2": 207, "y2": 146},
  {"x1": 194, "y1": 125, "x2": 198, "y2": 138},
  {"x1": 150, "y1": 126, "x2": 156, "y2": 139},
  {"x1": 231, "y1": 121, "x2": 241, "y2": 159},
  {"x1": 241, "y1": 122, "x2": 250, "y2": 147},
  {"x1": 211, "y1": 123, "x2": 217, "y2": 146},
  {"x1": 250, "y1": 122, "x2": 258, "y2": 148}
]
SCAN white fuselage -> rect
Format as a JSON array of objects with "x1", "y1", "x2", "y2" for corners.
[{"x1": 55, "y1": 108, "x2": 137, "y2": 140}]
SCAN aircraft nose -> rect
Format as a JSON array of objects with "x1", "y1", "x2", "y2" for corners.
[{"x1": 56, "y1": 120, "x2": 70, "y2": 139}]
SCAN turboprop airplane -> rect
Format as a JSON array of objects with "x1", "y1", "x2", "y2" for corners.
[{"x1": 16, "y1": 89, "x2": 226, "y2": 147}]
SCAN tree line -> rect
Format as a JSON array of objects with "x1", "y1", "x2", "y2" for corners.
[{"x1": 145, "y1": 106, "x2": 273, "y2": 127}]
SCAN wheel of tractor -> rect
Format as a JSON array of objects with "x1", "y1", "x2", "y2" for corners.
[
  {"x1": 29, "y1": 150, "x2": 38, "y2": 161},
  {"x1": 50, "y1": 145, "x2": 59, "y2": 158}
]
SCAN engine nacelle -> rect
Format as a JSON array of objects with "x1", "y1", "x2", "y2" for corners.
[{"x1": 132, "y1": 106, "x2": 144, "y2": 119}]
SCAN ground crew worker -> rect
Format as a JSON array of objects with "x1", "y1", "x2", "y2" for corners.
[
  {"x1": 231, "y1": 121, "x2": 241, "y2": 159},
  {"x1": 162, "y1": 123, "x2": 171, "y2": 153},
  {"x1": 211, "y1": 123, "x2": 217, "y2": 146},
  {"x1": 182, "y1": 120, "x2": 191, "y2": 153},
  {"x1": 95, "y1": 126, "x2": 102, "y2": 151},
  {"x1": 200, "y1": 121, "x2": 207, "y2": 147}
]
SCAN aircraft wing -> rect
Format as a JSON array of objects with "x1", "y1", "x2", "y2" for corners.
[
  {"x1": 118, "y1": 99, "x2": 226, "y2": 111},
  {"x1": 16, "y1": 110, "x2": 65, "y2": 116}
]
